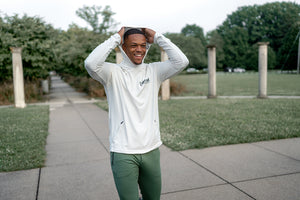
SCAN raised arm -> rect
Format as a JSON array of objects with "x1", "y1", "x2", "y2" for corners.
[
  {"x1": 84, "y1": 33, "x2": 121, "y2": 85},
  {"x1": 153, "y1": 31, "x2": 189, "y2": 82}
]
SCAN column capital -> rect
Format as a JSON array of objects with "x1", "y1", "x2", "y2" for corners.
[
  {"x1": 257, "y1": 42, "x2": 269, "y2": 46},
  {"x1": 206, "y1": 44, "x2": 216, "y2": 49},
  {"x1": 10, "y1": 47, "x2": 22, "y2": 53}
]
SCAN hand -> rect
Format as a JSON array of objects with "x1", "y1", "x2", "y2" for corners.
[
  {"x1": 118, "y1": 27, "x2": 125, "y2": 44},
  {"x1": 143, "y1": 28, "x2": 156, "y2": 44}
]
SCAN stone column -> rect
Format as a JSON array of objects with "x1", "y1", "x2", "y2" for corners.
[
  {"x1": 115, "y1": 47, "x2": 123, "y2": 64},
  {"x1": 297, "y1": 37, "x2": 300, "y2": 74},
  {"x1": 10, "y1": 47, "x2": 26, "y2": 108},
  {"x1": 258, "y1": 42, "x2": 269, "y2": 98},
  {"x1": 161, "y1": 49, "x2": 170, "y2": 100},
  {"x1": 41, "y1": 79, "x2": 49, "y2": 93},
  {"x1": 207, "y1": 45, "x2": 217, "y2": 98}
]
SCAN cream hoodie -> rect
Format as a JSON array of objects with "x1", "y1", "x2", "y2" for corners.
[{"x1": 85, "y1": 31, "x2": 189, "y2": 154}]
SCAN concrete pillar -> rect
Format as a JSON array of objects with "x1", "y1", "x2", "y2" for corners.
[
  {"x1": 257, "y1": 42, "x2": 269, "y2": 98},
  {"x1": 115, "y1": 47, "x2": 123, "y2": 64},
  {"x1": 297, "y1": 37, "x2": 300, "y2": 74},
  {"x1": 161, "y1": 49, "x2": 170, "y2": 100},
  {"x1": 207, "y1": 45, "x2": 217, "y2": 98},
  {"x1": 42, "y1": 79, "x2": 49, "y2": 93},
  {"x1": 10, "y1": 47, "x2": 26, "y2": 108}
]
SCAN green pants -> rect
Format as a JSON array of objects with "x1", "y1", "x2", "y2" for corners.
[{"x1": 110, "y1": 148, "x2": 161, "y2": 200}]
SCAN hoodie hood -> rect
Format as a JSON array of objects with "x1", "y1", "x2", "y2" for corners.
[{"x1": 118, "y1": 27, "x2": 151, "y2": 68}]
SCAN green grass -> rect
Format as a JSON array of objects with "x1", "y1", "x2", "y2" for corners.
[
  {"x1": 0, "y1": 106, "x2": 49, "y2": 172},
  {"x1": 171, "y1": 73, "x2": 300, "y2": 96},
  {"x1": 159, "y1": 99, "x2": 300, "y2": 150},
  {"x1": 96, "y1": 99, "x2": 300, "y2": 151}
]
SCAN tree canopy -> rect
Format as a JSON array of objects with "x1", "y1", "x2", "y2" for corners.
[
  {"x1": 0, "y1": 2, "x2": 299, "y2": 81},
  {"x1": 0, "y1": 14, "x2": 59, "y2": 81},
  {"x1": 214, "y1": 2, "x2": 300, "y2": 70}
]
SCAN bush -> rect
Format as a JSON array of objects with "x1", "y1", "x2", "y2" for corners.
[
  {"x1": 0, "y1": 80, "x2": 45, "y2": 105},
  {"x1": 63, "y1": 75, "x2": 106, "y2": 98}
]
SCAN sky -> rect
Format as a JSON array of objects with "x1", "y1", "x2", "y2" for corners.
[{"x1": 0, "y1": 0, "x2": 299, "y2": 34}]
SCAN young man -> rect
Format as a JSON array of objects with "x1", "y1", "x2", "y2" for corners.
[{"x1": 85, "y1": 27, "x2": 189, "y2": 200}]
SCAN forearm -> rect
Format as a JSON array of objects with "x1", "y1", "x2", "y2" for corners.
[
  {"x1": 154, "y1": 33, "x2": 189, "y2": 69},
  {"x1": 85, "y1": 33, "x2": 121, "y2": 75}
]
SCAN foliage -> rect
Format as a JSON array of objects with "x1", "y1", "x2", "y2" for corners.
[
  {"x1": 0, "y1": 14, "x2": 59, "y2": 81},
  {"x1": 216, "y1": 2, "x2": 300, "y2": 70},
  {"x1": 76, "y1": 5, "x2": 118, "y2": 34},
  {"x1": 54, "y1": 25, "x2": 113, "y2": 76},
  {"x1": 0, "y1": 79, "x2": 45, "y2": 105},
  {"x1": 165, "y1": 33, "x2": 206, "y2": 69},
  {"x1": 63, "y1": 74, "x2": 106, "y2": 97},
  {"x1": 0, "y1": 106, "x2": 49, "y2": 172},
  {"x1": 277, "y1": 23, "x2": 300, "y2": 71},
  {"x1": 206, "y1": 30, "x2": 225, "y2": 69},
  {"x1": 1, "y1": 2, "x2": 300, "y2": 81},
  {"x1": 181, "y1": 24, "x2": 207, "y2": 48}
]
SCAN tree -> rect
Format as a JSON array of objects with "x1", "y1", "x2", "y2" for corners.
[
  {"x1": 181, "y1": 24, "x2": 206, "y2": 48},
  {"x1": 217, "y1": 2, "x2": 300, "y2": 69},
  {"x1": 53, "y1": 25, "x2": 113, "y2": 76},
  {"x1": 0, "y1": 14, "x2": 59, "y2": 81},
  {"x1": 165, "y1": 33, "x2": 206, "y2": 69},
  {"x1": 76, "y1": 5, "x2": 118, "y2": 34}
]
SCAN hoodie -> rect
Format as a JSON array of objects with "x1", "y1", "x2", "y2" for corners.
[{"x1": 85, "y1": 30, "x2": 189, "y2": 154}]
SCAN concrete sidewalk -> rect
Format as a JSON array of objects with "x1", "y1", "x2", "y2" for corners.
[{"x1": 1, "y1": 75, "x2": 300, "y2": 200}]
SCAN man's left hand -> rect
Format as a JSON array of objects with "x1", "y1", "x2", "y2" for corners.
[{"x1": 143, "y1": 28, "x2": 156, "y2": 44}]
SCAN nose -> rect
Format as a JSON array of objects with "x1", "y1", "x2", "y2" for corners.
[{"x1": 136, "y1": 45, "x2": 143, "y2": 52}]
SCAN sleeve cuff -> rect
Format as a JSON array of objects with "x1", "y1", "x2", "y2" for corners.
[
  {"x1": 154, "y1": 32, "x2": 163, "y2": 44},
  {"x1": 113, "y1": 33, "x2": 122, "y2": 44}
]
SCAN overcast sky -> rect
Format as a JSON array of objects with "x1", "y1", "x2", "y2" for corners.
[{"x1": 0, "y1": 0, "x2": 298, "y2": 34}]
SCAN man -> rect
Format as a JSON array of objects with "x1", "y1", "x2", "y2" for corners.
[{"x1": 85, "y1": 27, "x2": 189, "y2": 200}]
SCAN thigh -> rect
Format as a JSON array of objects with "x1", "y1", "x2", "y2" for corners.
[
  {"x1": 138, "y1": 148, "x2": 162, "y2": 200},
  {"x1": 110, "y1": 152, "x2": 139, "y2": 200}
]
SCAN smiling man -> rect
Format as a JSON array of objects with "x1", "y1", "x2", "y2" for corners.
[{"x1": 85, "y1": 27, "x2": 188, "y2": 200}]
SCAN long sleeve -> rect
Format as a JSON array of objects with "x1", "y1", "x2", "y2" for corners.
[
  {"x1": 154, "y1": 33, "x2": 189, "y2": 82},
  {"x1": 84, "y1": 33, "x2": 121, "y2": 85}
]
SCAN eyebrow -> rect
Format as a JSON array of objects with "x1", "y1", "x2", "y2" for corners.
[{"x1": 129, "y1": 42, "x2": 147, "y2": 46}]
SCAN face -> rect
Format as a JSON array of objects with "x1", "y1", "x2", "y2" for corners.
[{"x1": 122, "y1": 34, "x2": 147, "y2": 65}]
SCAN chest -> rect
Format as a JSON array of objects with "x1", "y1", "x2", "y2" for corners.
[{"x1": 111, "y1": 66, "x2": 157, "y2": 93}]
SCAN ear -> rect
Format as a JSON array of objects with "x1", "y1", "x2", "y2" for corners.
[{"x1": 122, "y1": 43, "x2": 126, "y2": 52}]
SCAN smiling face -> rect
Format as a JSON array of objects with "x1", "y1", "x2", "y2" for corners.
[{"x1": 122, "y1": 34, "x2": 147, "y2": 65}]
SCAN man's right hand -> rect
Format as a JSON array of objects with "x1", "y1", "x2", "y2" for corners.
[{"x1": 118, "y1": 27, "x2": 125, "y2": 44}]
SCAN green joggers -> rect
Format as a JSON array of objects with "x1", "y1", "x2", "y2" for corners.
[{"x1": 110, "y1": 148, "x2": 161, "y2": 200}]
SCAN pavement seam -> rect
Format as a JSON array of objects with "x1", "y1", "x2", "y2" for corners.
[
  {"x1": 250, "y1": 142, "x2": 300, "y2": 162},
  {"x1": 231, "y1": 171, "x2": 300, "y2": 184},
  {"x1": 35, "y1": 168, "x2": 42, "y2": 200},
  {"x1": 178, "y1": 151, "x2": 257, "y2": 200},
  {"x1": 161, "y1": 182, "x2": 228, "y2": 195}
]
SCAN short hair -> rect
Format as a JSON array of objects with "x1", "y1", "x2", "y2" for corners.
[{"x1": 124, "y1": 28, "x2": 146, "y2": 41}]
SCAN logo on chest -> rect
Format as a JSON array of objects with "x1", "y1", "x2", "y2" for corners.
[{"x1": 139, "y1": 78, "x2": 150, "y2": 86}]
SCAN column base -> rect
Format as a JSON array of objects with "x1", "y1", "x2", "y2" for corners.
[
  {"x1": 207, "y1": 95, "x2": 217, "y2": 99},
  {"x1": 257, "y1": 95, "x2": 268, "y2": 99}
]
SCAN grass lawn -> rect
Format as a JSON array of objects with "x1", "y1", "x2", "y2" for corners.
[
  {"x1": 0, "y1": 106, "x2": 49, "y2": 172},
  {"x1": 171, "y1": 72, "x2": 300, "y2": 96},
  {"x1": 97, "y1": 98, "x2": 300, "y2": 151}
]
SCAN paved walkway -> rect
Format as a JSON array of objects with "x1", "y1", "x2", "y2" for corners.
[{"x1": 1, "y1": 75, "x2": 300, "y2": 200}]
